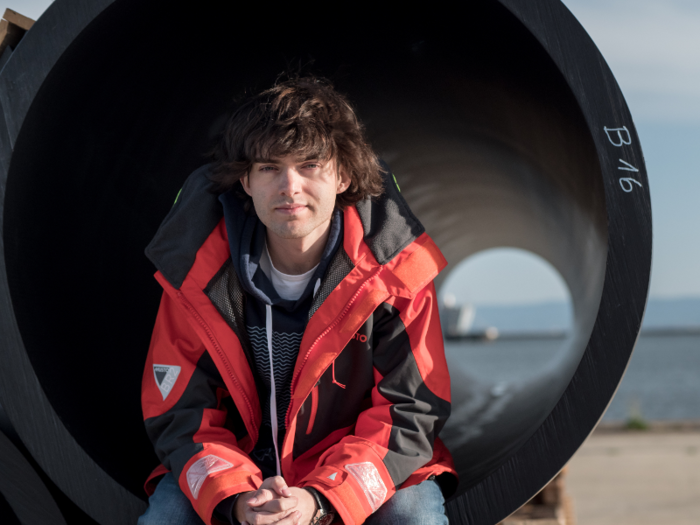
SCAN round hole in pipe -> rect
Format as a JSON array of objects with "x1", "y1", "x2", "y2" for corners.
[
  {"x1": 440, "y1": 247, "x2": 574, "y2": 384},
  {"x1": 438, "y1": 243, "x2": 602, "y2": 490}
]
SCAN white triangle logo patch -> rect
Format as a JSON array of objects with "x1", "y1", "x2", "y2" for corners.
[
  {"x1": 153, "y1": 364, "x2": 181, "y2": 400},
  {"x1": 328, "y1": 472, "x2": 337, "y2": 481}
]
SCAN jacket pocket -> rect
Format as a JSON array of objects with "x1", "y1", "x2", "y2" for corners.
[{"x1": 306, "y1": 382, "x2": 319, "y2": 435}]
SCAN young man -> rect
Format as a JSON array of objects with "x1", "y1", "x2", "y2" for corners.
[{"x1": 139, "y1": 78, "x2": 456, "y2": 525}]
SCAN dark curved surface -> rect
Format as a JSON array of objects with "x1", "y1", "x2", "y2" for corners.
[
  {"x1": 0, "y1": 429, "x2": 66, "y2": 525},
  {"x1": 0, "y1": 0, "x2": 651, "y2": 524},
  {"x1": 0, "y1": 404, "x2": 99, "y2": 524}
]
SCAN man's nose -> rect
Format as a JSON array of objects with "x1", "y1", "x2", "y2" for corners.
[{"x1": 279, "y1": 167, "x2": 302, "y2": 195}]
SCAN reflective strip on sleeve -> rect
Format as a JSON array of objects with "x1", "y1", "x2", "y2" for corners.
[
  {"x1": 186, "y1": 455, "x2": 233, "y2": 499},
  {"x1": 345, "y1": 462, "x2": 388, "y2": 513}
]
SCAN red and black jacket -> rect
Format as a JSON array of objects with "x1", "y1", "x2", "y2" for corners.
[{"x1": 142, "y1": 165, "x2": 457, "y2": 524}]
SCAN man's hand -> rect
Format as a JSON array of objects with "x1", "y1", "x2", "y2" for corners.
[
  {"x1": 234, "y1": 476, "x2": 307, "y2": 525},
  {"x1": 285, "y1": 487, "x2": 317, "y2": 525}
]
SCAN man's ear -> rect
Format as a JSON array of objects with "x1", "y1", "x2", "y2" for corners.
[
  {"x1": 336, "y1": 167, "x2": 351, "y2": 194},
  {"x1": 240, "y1": 173, "x2": 253, "y2": 196}
]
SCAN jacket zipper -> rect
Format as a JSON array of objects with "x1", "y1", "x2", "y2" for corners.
[
  {"x1": 306, "y1": 381, "x2": 320, "y2": 435},
  {"x1": 176, "y1": 291, "x2": 257, "y2": 438},
  {"x1": 286, "y1": 266, "x2": 384, "y2": 428}
]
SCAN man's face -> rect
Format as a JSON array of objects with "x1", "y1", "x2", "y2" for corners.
[{"x1": 241, "y1": 155, "x2": 350, "y2": 242}]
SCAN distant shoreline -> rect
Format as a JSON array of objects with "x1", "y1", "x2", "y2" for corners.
[
  {"x1": 596, "y1": 419, "x2": 700, "y2": 433},
  {"x1": 638, "y1": 327, "x2": 700, "y2": 337},
  {"x1": 445, "y1": 327, "x2": 700, "y2": 342}
]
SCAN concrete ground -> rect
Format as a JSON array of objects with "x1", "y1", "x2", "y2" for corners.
[{"x1": 565, "y1": 429, "x2": 700, "y2": 525}]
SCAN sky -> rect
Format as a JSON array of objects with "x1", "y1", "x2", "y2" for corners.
[
  {"x1": 7, "y1": 0, "x2": 700, "y2": 306},
  {"x1": 450, "y1": 0, "x2": 700, "y2": 305},
  {"x1": 4, "y1": 0, "x2": 49, "y2": 20},
  {"x1": 560, "y1": 0, "x2": 700, "y2": 301}
]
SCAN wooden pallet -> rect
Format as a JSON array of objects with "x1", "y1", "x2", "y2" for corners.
[
  {"x1": 0, "y1": 8, "x2": 35, "y2": 58},
  {"x1": 498, "y1": 467, "x2": 576, "y2": 525}
]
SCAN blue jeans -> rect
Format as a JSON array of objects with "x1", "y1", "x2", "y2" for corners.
[{"x1": 138, "y1": 473, "x2": 448, "y2": 525}]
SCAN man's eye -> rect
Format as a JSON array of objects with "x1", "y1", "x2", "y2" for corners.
[{"x1": 304, "y1": 163, "x2": 320, "y2": 169}]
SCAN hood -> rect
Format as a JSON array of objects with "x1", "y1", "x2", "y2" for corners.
[
  {"x1": 218, "y1": 187, "x2": 343, "y2": 309},
  {"x1": 145, "y1": 162, "x2": 426, "y2": 289}
]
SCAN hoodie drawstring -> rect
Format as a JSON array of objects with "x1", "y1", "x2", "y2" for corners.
[{"x1": 266, "y1": 304, "x2": 282, "y2": 477}]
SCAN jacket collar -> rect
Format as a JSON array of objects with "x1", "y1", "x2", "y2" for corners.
[
  {"x1": 145, "y1": 164, "x2": 222, "y2": 290},
  {"x1": 354, "y1": 161, "x2": 425, "y2": 265},
  {"x1": 145, "y1": 163, "x2": 427, "y2": 289}
]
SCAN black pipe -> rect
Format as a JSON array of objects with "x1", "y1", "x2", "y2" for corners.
[
  {"x1": 0, "y1": 427, "x2": 66, "y2": 525},
  {"x1": 0, "y1": 0, "x2": 651, "y2": 523},
  {"x1": 0, "y1": 403, "x2": 100, "y2": 524}
]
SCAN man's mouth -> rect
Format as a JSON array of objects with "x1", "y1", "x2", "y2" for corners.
[{"x1": 274, "y1": 203, "x2": 306, "y2": 215}]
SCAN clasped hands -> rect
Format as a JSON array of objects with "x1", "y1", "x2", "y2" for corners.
[{"x1": 234, "y1": 476, "x2": 317, "y2": 525}]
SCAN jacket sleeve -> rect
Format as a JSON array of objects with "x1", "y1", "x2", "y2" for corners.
[
  {"x1": 298, "y1": 281, "x2": 452, "y2": 524},
  {"x1": 142, "y1": 291, "x2": 263, "y2": 524}
]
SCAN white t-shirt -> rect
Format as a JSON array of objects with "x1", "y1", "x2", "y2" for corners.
[{"x1": 260, "y1": 243, "x2": 318, "y2": 301}]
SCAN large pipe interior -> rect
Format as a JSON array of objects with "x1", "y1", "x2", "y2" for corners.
[{"x1": 3, "y1": 0, "x2": 606, "y2": 498}]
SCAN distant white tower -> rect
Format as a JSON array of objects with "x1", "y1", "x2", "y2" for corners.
[{"x1": 442, "y1": 294, "x2": 476, "y2": 337}]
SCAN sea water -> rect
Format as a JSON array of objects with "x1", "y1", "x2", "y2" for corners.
[{"x1": 444, "y1": 335, "x2": 700, "y2": 422}]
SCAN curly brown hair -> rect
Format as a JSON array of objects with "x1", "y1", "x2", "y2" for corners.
[{"x1": 209, "y1": 77, "x2": 384, "y2": 209}]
